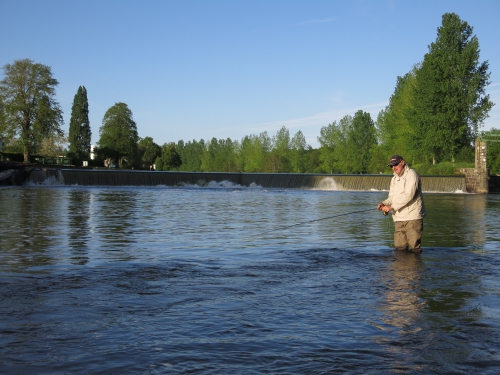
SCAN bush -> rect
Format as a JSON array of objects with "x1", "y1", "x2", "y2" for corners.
[{"x1": 413, "y1": 161, "x2": 474, "y2": 175}]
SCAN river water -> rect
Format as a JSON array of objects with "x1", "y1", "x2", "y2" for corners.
[{"x1": 1, "y1": 183, "x2": 499, "y2": 374}]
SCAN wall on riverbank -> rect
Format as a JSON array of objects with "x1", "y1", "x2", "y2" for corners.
[
  {"x1": 489, "y1": 175, "x2": 500, "y2": 194},
  {"x1": 456, "y1": 168, "x2": 489, "y2": 194},
  {"x1": 21, "y1": 168, "x2": 468, "y2": 193}
]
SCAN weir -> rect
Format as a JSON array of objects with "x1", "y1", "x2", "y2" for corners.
[{"x1": 25, "y1": 169, "x2": 467, "y2": 193}]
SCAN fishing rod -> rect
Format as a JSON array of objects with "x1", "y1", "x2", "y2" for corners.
[{"x1": 256, "y1": 208, "x2": 382, "y2": 235}]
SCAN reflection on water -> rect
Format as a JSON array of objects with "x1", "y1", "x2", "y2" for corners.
[
  {"x1": 1, "y1": 186, "x2": 500, "y2": 374},
  {"x1": 423, "y1": 194, "x2": 490, "y2": 248},
  {"x1": 380, "y1": 252, "x2": 424, "y2": 331}
]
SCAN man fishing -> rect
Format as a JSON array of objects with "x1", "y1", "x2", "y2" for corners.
[{"x1": 377, "y1": 155, "x2": 426, "y2": 253}]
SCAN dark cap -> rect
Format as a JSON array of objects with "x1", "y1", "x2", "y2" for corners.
[{"x1": 387, "y1": 155, "x2": 404, "y2": 167}]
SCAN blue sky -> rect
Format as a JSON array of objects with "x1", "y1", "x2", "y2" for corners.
[{"x1": 1, "y1": 0, "x2": 499, "y2": 148}]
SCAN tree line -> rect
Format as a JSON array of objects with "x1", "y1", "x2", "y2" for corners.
[{"x1": 1, "y1": 13, "x2": 497, "y2": 174}]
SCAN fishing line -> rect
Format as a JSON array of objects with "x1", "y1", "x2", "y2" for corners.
[{"x1": 255, "y1": 208, "x2": 378, "y2": 235}]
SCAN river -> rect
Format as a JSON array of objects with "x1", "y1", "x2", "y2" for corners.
[{"x1": 1, "y1": 183, "x2": 499, "y2": 374}]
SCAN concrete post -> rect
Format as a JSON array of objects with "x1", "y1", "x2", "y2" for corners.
[
  {"x1": 457, "y1": 138, "x2": 489, "y2": 193},
  {"x1": 475, "y1": 138, "x2": 487, "y2": 169}
]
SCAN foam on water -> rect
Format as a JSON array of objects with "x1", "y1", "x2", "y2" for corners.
[{"x1": 179, "y1": 180, "x2": 262, "y2": 189}]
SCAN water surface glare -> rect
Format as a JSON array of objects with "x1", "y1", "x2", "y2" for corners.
[{"x1": 1, "y1": 186, "x2": 500, "y2": 374}]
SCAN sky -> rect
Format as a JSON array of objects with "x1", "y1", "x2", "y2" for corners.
[{"x1": 1, "y1": 0, "x2": 499, "y2": 148}]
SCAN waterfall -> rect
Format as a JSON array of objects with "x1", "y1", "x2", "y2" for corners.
[
  {"x1": 27, "y1": 169, "x2": 64, "y2": 185},
  {"x1": 21, "y1": 169, "x2": 468, "y2": 193},
  {"x1": 421, "y1": 176, "x2": 466, "y2": 193}
]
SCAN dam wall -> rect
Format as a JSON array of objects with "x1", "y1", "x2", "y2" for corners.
[{"x1": 25, "y1": 169, "x2": 468, "y2": 193}]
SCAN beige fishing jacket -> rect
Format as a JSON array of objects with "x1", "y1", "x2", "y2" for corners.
[{"x1": 382, "y1": 165, "x2": 426, "y2": 222}]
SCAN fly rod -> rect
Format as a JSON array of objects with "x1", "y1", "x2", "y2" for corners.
[{"x1": 256, "y1": 208, "x2": 381, "y2": 235}]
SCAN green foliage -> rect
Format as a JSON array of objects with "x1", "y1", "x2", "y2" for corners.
[
  {"x1": 290, "y1": 130, "x2": 308, "y2": 173},
  {"x1": 486, "y1": 129, "x2": 500, "y2": 175},
  {"x1": 98, "y1": 102, "x2": 139, "y2": 168},
  {"x1": 157, "y1": 142, "x2": 181, "y2": 171},
  {"x1": 201, "y1": 137, "x2": 240, "y2": 172},
  {"x1": 317, "y1": 121, "x2": 341, "y2": 173},
  {"x1": 0, "y1": 138, "x2": 23, "y2": 154},
  {"x1": 0, "y1": 96, "x2": 8, "y2": 142},
  {"x1": 346, "y1": 110, "x2": 377, "y2": 173},
  {"x1": 68, "y1": 86, "x2": 91, "y2": 160},
  {"x1": 318, "y1": 111, "x2": 376, "y2": 174},
  {"x1": 138, "y1": 136, "x2": 161, "y2": 169},
  {"x1": 367, "y1": 145, "x2": 390, "y2": 174},
  {"x1": 376, "y1": 68, "x2": 418, "y2": 161},
  {"x1": 268, "y1": 126, "x2": 291, "y2": 172},
  {"x1": 304, "y1": 147, "x2": 322, "y2": 173},
  {"x1": 454, "y1": 145, "x2": 474, "y2": 163},
  {"x1": 0, "y1": 58, "x2": 63, "y2": 162},
  {"x1": 39, "y1": 131, "x2": 68, "y2": 158},
  {"x1": 412, "y1": 161, "x2": 474, "y2": 176},
  {"x1": 239, "y1": 132, "x2": 270, "y2": 172},
  {"x1": 412, "y1": 13, "x2": 494, "y2": 163},
  {"x1": 178, "y1": 139, "x2": 205, "y2": 171}
]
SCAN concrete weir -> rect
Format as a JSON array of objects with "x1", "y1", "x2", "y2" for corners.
[{"x1": 25, "y1": 169, "x2": 468, "y2": 193}]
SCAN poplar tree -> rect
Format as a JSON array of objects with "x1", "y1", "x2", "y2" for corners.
[
  {"x1": 346, "y1": 110, "x2": 377, "y2": 174},
  {"x1": 68, "y1": 86, "x2": 91, "y2": 160},
  {"x1": 376, "y1": 67, "x2": 419, "y2": 162},
  {"x1": 413, "y1": 13, "x2": 494, "y2": 163},
  {"x1": 268, "y1": 126, "x2": 291, "y2": 172},
  {"x1": 290, "y1": 130, "x2": 307, "y2": 173},
  {"x1": 178, "y1": 139, "x2": 205, "y2": 171},
  {"x1": 239, "y1": 133, "x2": 269, "y2": 172},
  {"x1": 318, "y1": 121, "x2": 341, "y2": 174}
]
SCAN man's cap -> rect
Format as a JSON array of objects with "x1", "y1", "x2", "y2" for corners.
[{"x1": 387, "y1": 155, "x2": 403, "y2": 167}]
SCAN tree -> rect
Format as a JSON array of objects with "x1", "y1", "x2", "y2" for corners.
[
  {"x1": 412, "y1": 13, "x2": 494, "y2": 163},
  {"x1": 156, "y1": 142, "x2": 181, "y2": 171},
  {"x1": 178, "y1": 139, "x2": 205, "y2": 171},
  {"x1": 486, "y1": 129, "x2": 500, "y2": 175},
  {"x1": 98, "y1": 102, "x2": 139, "y2": 168},
  {"x1": 304, "y1": 146, "x2": 322, "y2": 173},
  {"x1": 68, "y1": 86, "x2": 91, "y2": 161},
  {"x1": 376, "y1": 67, "x2": 419, "y2": 162},
  {"x1": 332, "y1": 115, "x2": 351, "y2": 173},
  {"x1": 0, "y1": 96, "x2": 7, "y2": 142},
  {"x1": 268, "y1": 126, "x2": 291, "y2": 172},
  {"x1": 345, "y1": 110, "x2": 377, "y2": 173},
  {"x1": 0, "y1": 58, "x2": 63, "y2": 162},
  {"x1": 318, "y1": 112, "x2": 375, "y2": 174},
  {"x1": 318, "y1": 121, "x2": 341, "y2": 173},
  {"x1": 138, "y1": 136, "x2": 161, "y2": 169},
  {"x1": 201, "y1": 137, "x2": 239, "y2": 172},
  {"x1": 39, "y1": 131, "x2": 68, "y2": 158},
  {"x1": 239, "y1": 133, "x2": 269, "y2": 172},
  {"x1": 290, "y1": 130, "x2": 307, "y2": 173}
]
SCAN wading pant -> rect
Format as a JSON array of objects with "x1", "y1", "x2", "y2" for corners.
[{"x1": 394, "y1": 219, "x2": 423, "y2": 252}]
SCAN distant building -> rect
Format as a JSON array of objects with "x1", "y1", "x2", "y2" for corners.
[{"x1": 90, "y1": 145, "x2": 96, "y2": 160}]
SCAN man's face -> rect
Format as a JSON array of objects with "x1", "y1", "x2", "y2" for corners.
[{"x1": 391, "y1": 160, "x2": 405, "y2": 176}]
